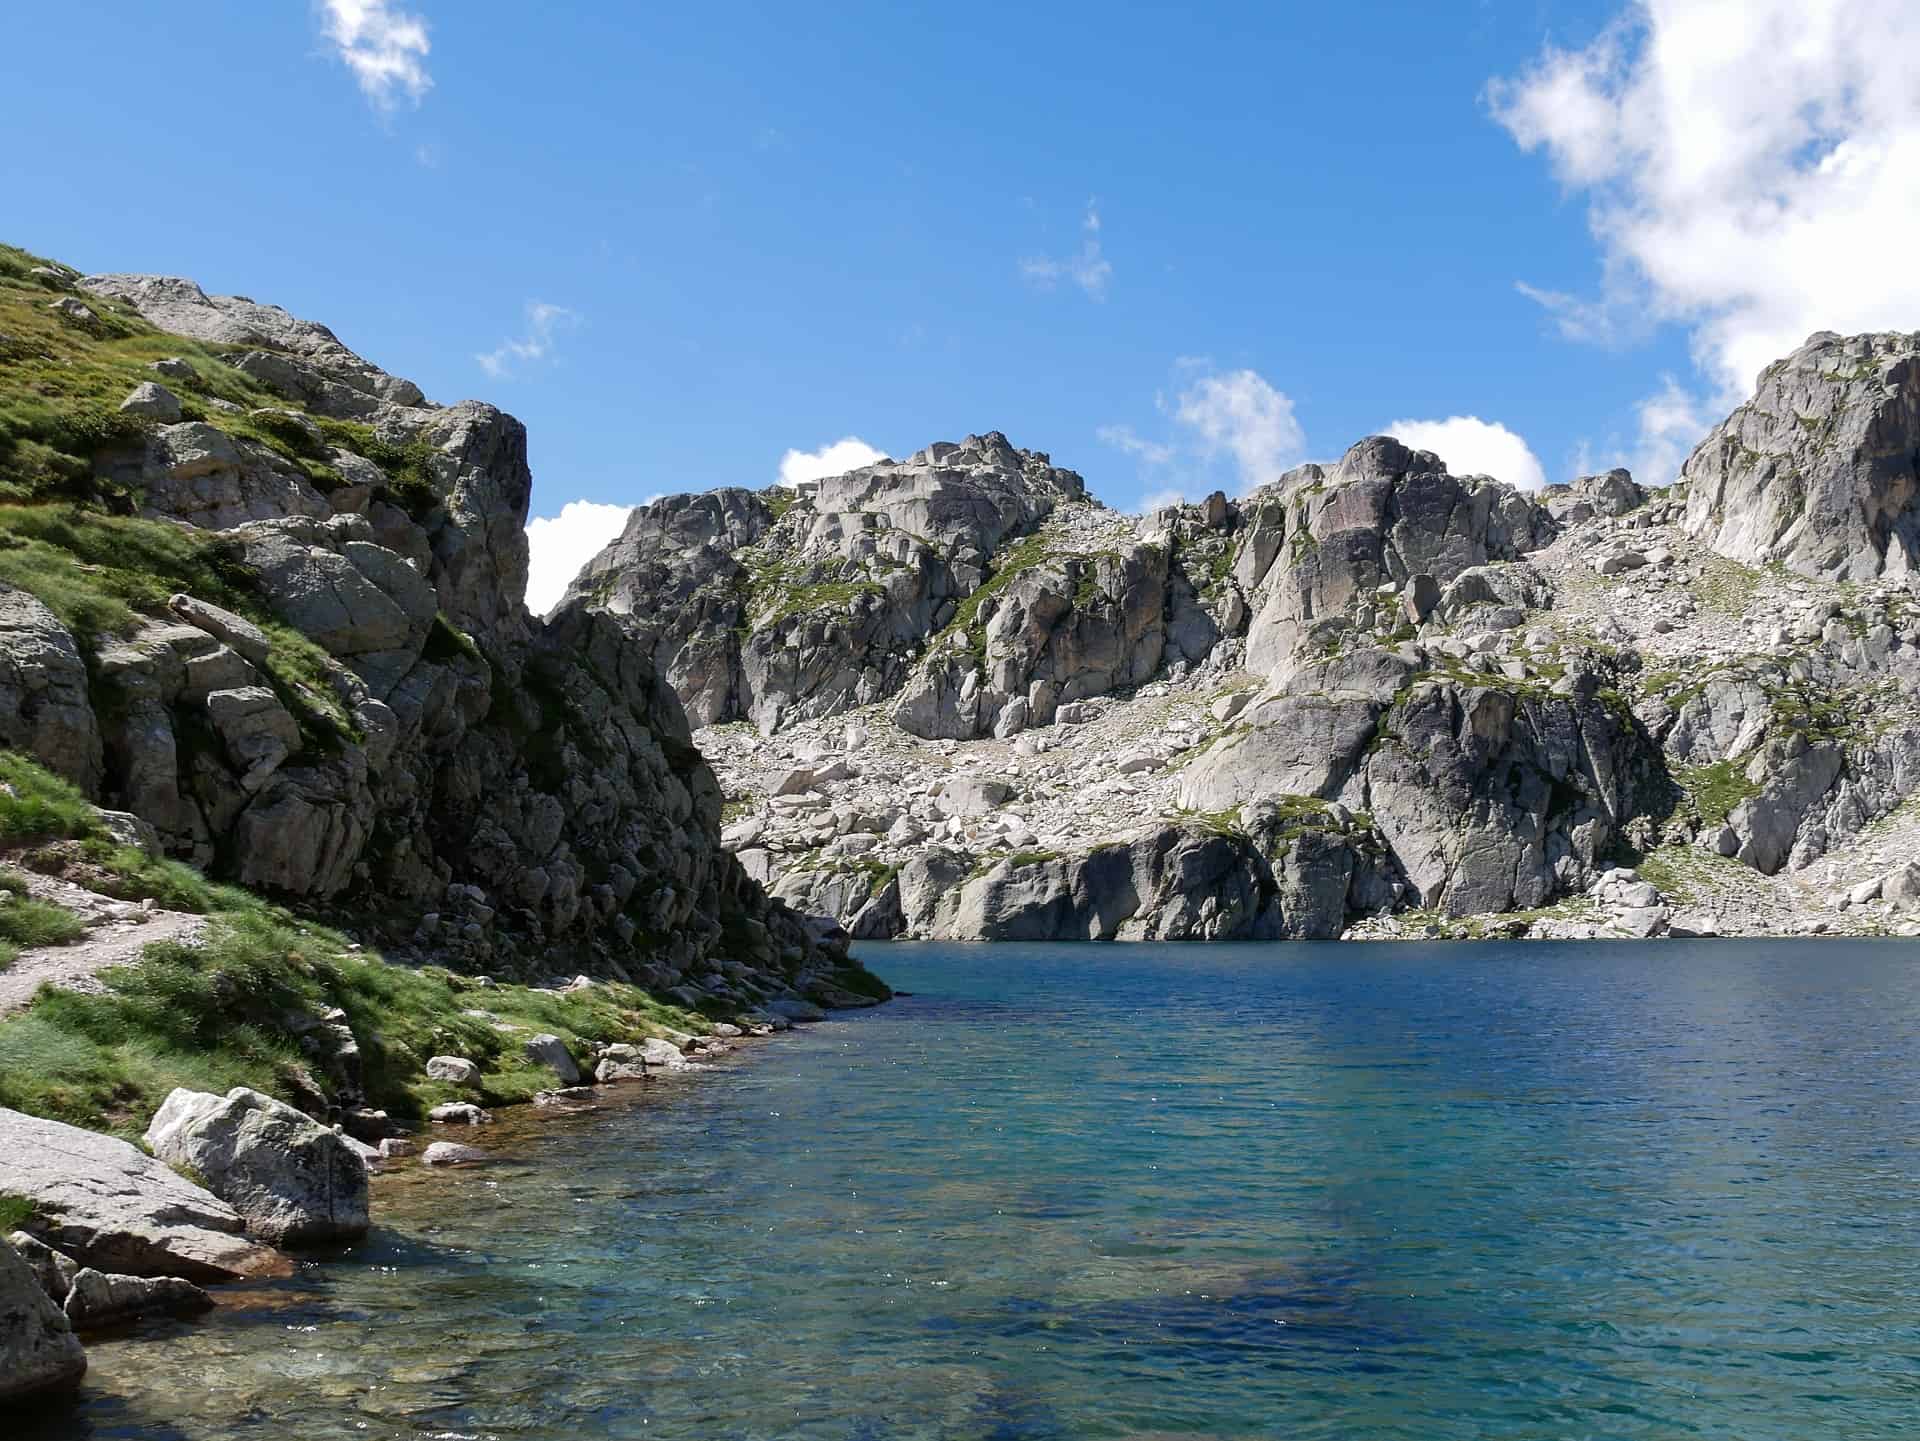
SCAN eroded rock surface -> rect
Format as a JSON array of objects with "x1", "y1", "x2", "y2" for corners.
[
  {"x1": 0, "y1": 1107, "x2": 282, "y2": 1282},
  {"x1": 1683, "y1": 330, "x2": 1920, "y2": 580}
]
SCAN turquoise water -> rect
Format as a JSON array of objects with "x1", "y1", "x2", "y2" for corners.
[{"x1": 29, "y1": 939, "x2": 1920, "y2": 1439}]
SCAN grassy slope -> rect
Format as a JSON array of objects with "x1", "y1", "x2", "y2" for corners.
[
  {"x1": 0, "y1": 754, "x2": 710, "y2": 1138},
  {"x1": 0, "y1": 246, "x2": 727, "y2": 1138}
]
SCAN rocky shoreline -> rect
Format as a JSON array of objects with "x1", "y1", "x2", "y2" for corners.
[{"x1": 0, "y1": 992, "x2": 844, "y2": 1407}]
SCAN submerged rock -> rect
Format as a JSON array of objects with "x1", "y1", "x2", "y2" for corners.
[
  {"x1": 422, "y1": 1142, "x2": 490, "y2": 1167},
  {"x1": 63, "y1": 1267, "x2": 212, "y2": 1330}
]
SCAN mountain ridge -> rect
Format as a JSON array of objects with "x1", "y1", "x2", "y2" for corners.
[{"x1": 571, "y1": 330, "x2": 1920, "y2": 942}]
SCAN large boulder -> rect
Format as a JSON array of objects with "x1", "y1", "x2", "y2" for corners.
[
  {"x1": 0, "y1": 1107, "x2": 282, "y2": 1282},
  {"x1": 1683, "y1": 330, "x2": 1920, "y2": 579},
  {"x1": 0, "y1": 1237, "x2": 86, "y2": 1404},
  {"x1": 143, "y1": 1088, "x2": 370, "y2": 1246}
]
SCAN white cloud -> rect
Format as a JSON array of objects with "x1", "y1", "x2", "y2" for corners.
[
  {"x1": 524, "y1": 500, "x2": 640, "y2": 616},
  {"x1": 1172, "y1": 369, "x2": 1304, "y2": 489},
  {"x1": 777, "y1": 437, "x2": 885, "y2": 488},
  {"x1": 1491, "y1": 0, "x2": 1920, "y2": 403},
  {"x1": 1383, "y1": 415, "x2": 1548, "y2": 489},
  {"x1": 477, "y1": 302, "x2": 576, "y2": 380},
  {"x1": 1095, "y1": 424, "x2": 1174, "y2": 466},
  {"x1": 318, "y1": 0, "x2": 432, "y2": 111},
  {"x1": 1020, "y1": 201, "x2": 1113, "y2": 301}
]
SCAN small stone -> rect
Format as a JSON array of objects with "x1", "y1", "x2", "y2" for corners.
[
  {"x1": 421, "y1": 1142, "x2": 490, "y2": 1167},
  {"x1": 425, "y1": 1055, "x2": 481, "y2": 1085},
  {"x1": 427, "y1": 1102, "x2": 491, "y2": 1125},
  {"x1": 119, "y1": 381, "x2": 183, "y2": 422}
]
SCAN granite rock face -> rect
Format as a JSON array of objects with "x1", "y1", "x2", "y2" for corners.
[
  {"x1": 0, "y1": 1107, "x2": 283, "y2": 1283},
  {"x1": 565, "y1": 433, "x2": 1094, "y2": 735},
  {"x1": 1236, "y1": 436, "x2": 1556, "y2": 675},
  {"x1": 0, "y1": 583, "x2": 101, "y2": 792},
  {"x1": 0, "y1": 269, "x2": 875, "y2": 1008},
  {"x1": 666, "y1": 336, "x2": 1920, "y2": 943},
  {"x1": 1683, "y1": 330, "x2": 1920, "y2": 580}
]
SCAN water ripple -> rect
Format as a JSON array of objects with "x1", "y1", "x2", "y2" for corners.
[{"x1": 28, "y1": 938, "x2": 1920, "y2": 1440}]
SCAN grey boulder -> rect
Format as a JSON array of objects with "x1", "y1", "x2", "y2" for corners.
[
  {"x1": 0, "y1": 1237, "x2": 86, "y2": 1403},
  {"x1": 0, "y1": 1107, "x2": 281, "y2": 1282},
  {"x1": 143, "y1": 1087, "x2": 370, "y2": 1245},
  {"x1": 524, "y1": 1034, "x2": 582, "y2": 1085},
  {"x1": 63, "y1": 1267, "x2": 212, "y2": 1330}
]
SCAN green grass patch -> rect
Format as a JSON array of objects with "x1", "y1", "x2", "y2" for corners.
[
  {"x1": 1675, "y1": 759, "x2": 1761, "y2": 827},
  {"x1": 0, "y1": 250, "x2": 285, "y2": 503},
  {"x1": 0, "y1": 502, "x2": 358, "y2": 747},
  {"x1": 0, "y1": 885, "x2": 87, "y2": 953},
  {"x1": 0, "y1": 1192, "x2": 39, "y2": 1233},
  {"x1": 0, "y1": 891, "x2": 708, "y2": 1136}
]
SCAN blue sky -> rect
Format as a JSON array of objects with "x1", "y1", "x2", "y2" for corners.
[{"x1": 7, "y1": 2, "x2": 1916, "y2": 606}]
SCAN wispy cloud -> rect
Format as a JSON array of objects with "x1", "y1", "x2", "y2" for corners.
[
  {"x1": 778, "y1": 437, "x2": 886, "y2": 487},
  {"x1": 318, "y1": 0, "x2": 432, "y2": 111},
  {"x1": 1512, "y1": 279, "x2": 1639, "y2": 348},
  {"x1": 1020, "y1": 201, "x2": 1113, "y2": 301},
  {"x1": 1094, "y1": 424, "x2": 1174, "y2": 466},
  {"x1": 477, "y1": 302, "x2": 577, "y2": 380}
]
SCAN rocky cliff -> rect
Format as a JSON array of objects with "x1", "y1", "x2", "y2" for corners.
[
  {"x1": 575, "y1": 332, "x2": 1920, "y2": 944},
  {"x1": 0, "y1": 247, "x2": 878, "y2": 1011}
]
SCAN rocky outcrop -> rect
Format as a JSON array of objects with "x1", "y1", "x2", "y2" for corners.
[
  {"x1": 565, "y1": 434, "x2": 1116, "y2": 736},
  {"x1": 1235, "y1": 436, "x2": 1556, "y2": 675},
  {"x1": 643, "y1": 329, "x2": 1920, "y2": 943},
  {"x1": 1176, "y1": 646, "x2": 1654, "y2": 916},
  {"x1": 0, "y1": 1107, "x2": 283, "y2": 1283},
  {"x1": 0, "y1": 1236, "x2": 86, "y2": 1403},
  {"x1": 1683, "y1": 330, "x2": 1920, "y2": 580},
  {"x1": 0, "y1": 266, "x2": 878, "y2": 1008},
  {"x1": 143, "y1": 1088, "x2": 370, "y2": 1246},
  {"x1": 0, "y1": 584, "x2": 100, "y2": 792}
]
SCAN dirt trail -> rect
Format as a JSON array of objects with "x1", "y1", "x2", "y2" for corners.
[{"x1": 0, "y1": 871, "x2": 206, "y2": 1015}]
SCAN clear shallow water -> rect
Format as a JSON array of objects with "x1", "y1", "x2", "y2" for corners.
[{"x1": 27, "y1": 938, "x2": 1920, "y2": 1440}]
